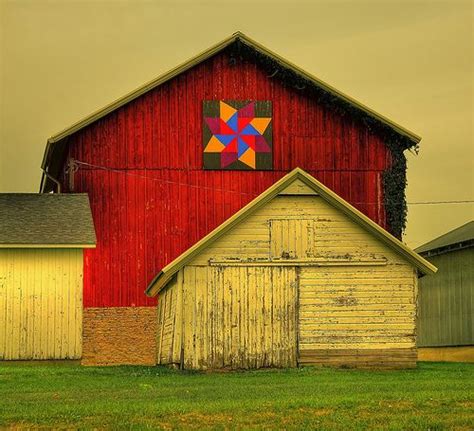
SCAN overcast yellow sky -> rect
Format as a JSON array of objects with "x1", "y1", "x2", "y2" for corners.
[{"x1": 0, "y1": 0, "x2": 472, "y2": 247}]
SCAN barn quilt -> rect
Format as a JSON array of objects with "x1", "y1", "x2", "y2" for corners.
[{"x1": 203, "y1": 100, "x2": 272, "y2": 170}]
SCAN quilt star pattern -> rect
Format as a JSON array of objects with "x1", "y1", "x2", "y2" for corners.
[{"x1": 203, "y1": 100, "x2": 272, "y2": 170}]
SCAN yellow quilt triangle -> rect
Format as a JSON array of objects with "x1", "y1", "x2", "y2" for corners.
[
  {"x1": 204, "y1": 136, "x2": 225, "y2": 153},
  {"x1": 220, "y1": 101, "x2": 237, "y2": 122},
  {"x1": 239, "y1": 147, "x2": 256, "y2": 169},
  {"x1": 250, "y1": 118, "x2": 271, "y2": 134}
]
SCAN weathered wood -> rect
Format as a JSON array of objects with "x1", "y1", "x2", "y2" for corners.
[
  {"x1": 154, "y1": 192, "x2": 420, "y2": 369},
  {"x1": 0, "y1": 249, "x2": 83, "y2": 360},
  {"x1": 191, "y1": 195, "x2": 413, "y2": 267},
  {"x1": 298, "y1": 261, "x2": 416, "y2": 361},
  {"x1": 172, "y1": 270, "x2": 183, "y2": 364},
  {"x1": 177, "y1": 265, "x2": 298, "y2": 370},
  {"x1": 299, "y1": 348, "x2": 417, "y2": 369},
  {"x1": 278, "y1": 179, "x2": 318, "y2": 196},
  {"x1": 156, "y1": 276, "x2": 179, "y2": 365}
]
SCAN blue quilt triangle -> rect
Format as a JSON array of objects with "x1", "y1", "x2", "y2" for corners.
[
  {"x1": 237, "y1": 137, "x2": 248, "y2": 157},
  {"x1": 227, "y1": 112, "x2": 238, "y2": 133},
  {"x1": 240, "y1": 124, "x2": 260, "y2": 136},
  {"x1": 215, "y1": 134, "x2": 236, "y2": 146}
]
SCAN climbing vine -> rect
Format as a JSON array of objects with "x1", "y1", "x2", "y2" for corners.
[{"x1": 226, "y1": 39, "x2": 418, "y2": 238}]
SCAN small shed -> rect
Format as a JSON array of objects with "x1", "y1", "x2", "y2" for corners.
[
  {"x1": 146, "y1": 168, "x2": 436, "y2": 370},
  {"x1": 416, "y1": 221, "x2": 474, "y2": 362},
  {"x1": 0, "y1": 194, "x2": 96, "y2": 360}
]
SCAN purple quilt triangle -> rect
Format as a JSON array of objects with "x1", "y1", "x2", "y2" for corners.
[
  {"x1": 221, "y1": 152, "x2": 238, "y2": 168},
  {"x1": 255, "y1": 136, "x2": 271, "y2": 153},
  {"x1": 238, "y1": 102, "x2": 255, "y2": 118},
  {"x1": 205, "y1": 117, "x2": 220, "y2": 135}
]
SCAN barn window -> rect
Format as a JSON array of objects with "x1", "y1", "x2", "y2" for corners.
[{"x1": 203, "y1": 100, "x2": 272, "y2": 170}]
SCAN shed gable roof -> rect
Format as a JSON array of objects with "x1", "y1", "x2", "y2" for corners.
[
  {"x1": 146, "y1": 168, "x2": 436, "y2": 296},
  {"x1": 415, "y1": 221, "x2": 474, "y2": 255},
  {"x1": 0, "y1": 194, "x2": 96, "y2": 247},
  {"x1": 41, "y1": 32, "x2": 421, "y2": 192}
]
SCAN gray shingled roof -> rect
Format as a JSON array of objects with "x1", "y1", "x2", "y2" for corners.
[
  {"x1": 415, "y1": 221, "x2": 474, "y2": 254},
  {"x1": 0, "y1": 194, "x2": 96, "y2": 246}
]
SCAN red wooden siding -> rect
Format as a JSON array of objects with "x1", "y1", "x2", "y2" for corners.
[{"x1": 61, "y1": 50, "x2": 392, "y2": 307}]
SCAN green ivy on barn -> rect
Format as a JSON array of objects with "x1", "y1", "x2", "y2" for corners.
[{"x1": 226, "y1": 39, "x2": 417, "y2": 238}]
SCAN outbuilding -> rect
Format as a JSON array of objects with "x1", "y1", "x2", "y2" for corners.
[
  {"x1": 416, "y1": 221, "x2": 473, "y2": 362},
  {"x1": 146, "y1": 168, "x2": 436, "y2": 370},
  {"x1": 0, "y1": 194, "x2": 96, "y2": 360}
]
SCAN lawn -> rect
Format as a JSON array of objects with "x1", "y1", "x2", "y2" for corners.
[{"x1": 0, "y1": 362, "x2": 472, "y2": 430}]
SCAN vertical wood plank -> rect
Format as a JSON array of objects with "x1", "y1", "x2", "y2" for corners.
[
  {"x1": 171, "y1": 270, "x2": 183, "y2": 364},
  {"x1": 0, "y1": 249, "x2": 83, "y2": 360},
  {"x1": 231, "y1": 267, "x2": 240, "y2": 368},
  {"x1": 263, "y1": 266, "x2": 272, "y2": 367}
]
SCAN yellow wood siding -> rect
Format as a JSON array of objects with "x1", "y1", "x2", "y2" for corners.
[
  {"x1": 298, "y1": 266, "x2": 417, "y2": 350},
  {"x1": 0, "y1": 248, "x2": 83, "y2": 360},
  {"x1": 270, "y1": 219, "x2": 316, "y2": 259},
  {"x1": 159, "y1": 265, "x2": 298, "y2": 369},
  {"x1": 156, "y1": 275, "x2": 179, "y2": 365},
  {"x1": 192, "y1": 196, "x2": 406, "y2": 265},
  {"x1": 158, "y1": 193, "x2": 419, "y2": 369}
]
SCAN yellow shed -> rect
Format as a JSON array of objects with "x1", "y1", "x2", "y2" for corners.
[
  {"x1": 0, "y1": 194, "x2": 96, "y2": 360},
  {"x1": 146, "y1": 168, "x2": 437, "y2": 370}
]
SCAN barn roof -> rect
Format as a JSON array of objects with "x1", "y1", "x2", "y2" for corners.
[
  {"x1": 40, "y1": 31, "x2": 421, "y2": 192},
  {"x1": 0, "y1": 194, "x2": 96, "y2": 247},
  {"x1": 146, "y1": 168, "x2": 436, "y2": 296},
  {"x1": 415, "y1": 221, "x2": 474, "y2": 256}
]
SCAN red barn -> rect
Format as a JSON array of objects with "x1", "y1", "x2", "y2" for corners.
[{"x1": 40, "y1": 32, "x2": 421, "y2": 365}]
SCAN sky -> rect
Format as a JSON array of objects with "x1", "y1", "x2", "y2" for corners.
[{"x1": 0, "y1": 0, "x2": 472, "y2": 248}]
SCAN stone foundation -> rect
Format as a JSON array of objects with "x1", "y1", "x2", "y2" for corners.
[{"x1": 82, "y1": 307, "x2": 156, "y2": 366}]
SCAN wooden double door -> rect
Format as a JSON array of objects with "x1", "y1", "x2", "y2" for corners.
[{"x1": 182, "y1": 265, "x2": 299, "y2": 369}]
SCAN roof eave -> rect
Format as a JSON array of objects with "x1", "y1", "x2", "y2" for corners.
[
  {"x1": 418, "y1": 239, "x2": 474, "y2": 258},
  {"x1": 145, "y1": 271, "x2": 165, "y2": 297}
]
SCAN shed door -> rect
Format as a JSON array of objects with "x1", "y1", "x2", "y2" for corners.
[{"x1": 183, "y1": 265, "x2": 298, "y2": 369}]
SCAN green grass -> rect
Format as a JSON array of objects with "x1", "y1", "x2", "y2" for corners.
[{"x1": 0, "y1": 363, "x2": 472, "y2": 430}]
